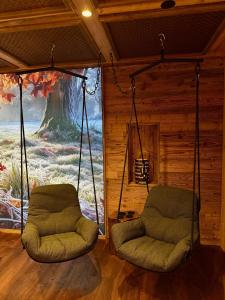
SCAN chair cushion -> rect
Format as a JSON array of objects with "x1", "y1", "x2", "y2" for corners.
[
  {"x1": 31, "y1": 232, "x2": 88, "y2": 263},
  {"x1": 22, "y1": 184, "x2": 99, "y2": 263},
  {"x1": 29, "y1": 206, "x2": 81, "y2": 237},
  {"x1": 142, "y1": 207, "x2": 192, "y2": 244},
  {"x1": 28, "y1": 184, "x2": 82, "y2": 236},
  {"x1": 142, "y1": 185, "x2": 199, "y2": 244},
  {"x1": 111, "y1": 218, "x2": 145, "y2": 251},
  {"x1": 145, "y1": 185, "x2": 199, "y2": 219},
  {"x1": 112, "y1": 185, "x2": 199, "y2": 272},
  {"x1": 118, "y1": 235, "x2": 176, "y2": 272}
]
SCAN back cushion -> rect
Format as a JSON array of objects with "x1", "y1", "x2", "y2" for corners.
[
  {"x1": 142, "y1": 185, "x2": 199, "y2": 243},
  {"x1": 28, "y1": 184, "x2": 81, "y2": 236}
]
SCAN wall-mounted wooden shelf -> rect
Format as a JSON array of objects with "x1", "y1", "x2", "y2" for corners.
[
  {"x1": 128, "y1": 182, "x2": 158, "y2": 188},
  {"x1": 128, "y1": 123, "x2": 160, "y2": 185}
]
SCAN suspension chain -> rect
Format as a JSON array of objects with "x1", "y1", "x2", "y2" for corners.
[
  {"x1": 85, "y1": 51, "x2": 129, "y2": 96},
  {"x1": 110, "y1": 52, "x2": 128, "y2": 95},
  {"x1": 85, "y1": 52, "x2": 102, "y2": 96}
]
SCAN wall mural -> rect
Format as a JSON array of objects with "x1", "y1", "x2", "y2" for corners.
[{"x1": 0, "y1": 68, "x2": 104, "y2": 232}]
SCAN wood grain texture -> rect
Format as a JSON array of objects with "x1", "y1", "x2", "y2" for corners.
[
  {"x1": 97, "y1": 0, "x2": 225, "y2": 22},
  {"x1": 221, "y1": 59, "x2": 225, "y2": 251},
  {"x1": 204, "y1": 19, "x2": 225, "y2": 56},
  {"x1": 0, "y1": 233, "x2": 224, "y2": 300},
  {"x1": 103, "y1": 58, "x2": 224, "y2": 245}
]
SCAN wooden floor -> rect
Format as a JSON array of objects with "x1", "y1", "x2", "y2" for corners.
[{"x1": 0, "y1": 233, "x2": 224, "y2": 300}]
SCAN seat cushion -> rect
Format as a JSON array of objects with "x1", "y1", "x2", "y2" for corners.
[
  {"x1": 142, "y1": 185, "x2": 199, "y2": 244},
  {"x1": 145, "y1": 185, "x2": 198, "y2": 219},
  {"x1": 28, "y1": 184, "x2": 82, "y2": 236},
  {"x1": 29, "y1": 207, "x2": 81, "y2": 237},
  {"x1": 118, "y1": 235, "x2": 176, "y2": 272},
  {"x1": 30, "y1": 232, "x2": 88, "y2": 263},
  {"x1": 142, "y1": 207, "x2": 191, "y2": 244}
]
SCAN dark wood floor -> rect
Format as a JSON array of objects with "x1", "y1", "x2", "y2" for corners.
[{"x1": 0, "y1": 233, "x2": 224, "y2": 300}]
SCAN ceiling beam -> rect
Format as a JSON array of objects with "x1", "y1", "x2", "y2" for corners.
[
  {"x1": 0, "y1": 15, "x2": 80, "y2": 33},
  {"x1": 0, "y1": 49, "x2": 28, "y2": 68},
  {"x1": 0, "y1": 7, "x2": 80, "y2": 32},
  {"x1": 97, "y1": 0, "x2": 225, "y2": 22},
  {"x1": 0, "y1": 50, "x2": 223, "y2": 73},
  {"x1": 205, "y1": 19, "x2": 225, "y2": 56},
  {"x1": 0, "y1": 6, "x2": 72, "y2": 22},
  {"x1": 66, "y1": 0, "x2": 117, "y2": 62}
]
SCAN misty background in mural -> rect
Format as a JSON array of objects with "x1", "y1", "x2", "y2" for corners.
[{"x1": 0, "y1": 68, "x2": 104, "y2": 232}]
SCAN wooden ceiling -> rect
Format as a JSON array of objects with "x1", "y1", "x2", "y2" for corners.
[
  {"x1": 107, "y1": 11, "x2": 225, "y2": 59},
  {"x1": 0, "y1": 0, "x2": 224, "y2": 72}
]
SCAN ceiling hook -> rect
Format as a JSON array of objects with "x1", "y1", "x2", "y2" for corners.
[
  {"x1": 158, "y1": 33, "x2": 166, "y2": 60},
  {"x1": 159, "y1": 33, "x2": 166, "y2": 49},
  {"x1": 50, "y1": 43, "x2": 56, "y2": 67}
]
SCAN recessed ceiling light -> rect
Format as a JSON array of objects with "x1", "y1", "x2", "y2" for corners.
[
  {"x1": 82, "y1": 9, "x2": 92, "y2": 17},
  {"x1": 161, "y1": 0, "x2": 176, "y2": 9}
]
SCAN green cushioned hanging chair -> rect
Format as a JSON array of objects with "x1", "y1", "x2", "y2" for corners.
[
  {"x1": 112, "y1": 185, "x2": 200, "y2": 272},
  {"x1": 22, "y1": 184, "x2": 99, "y2": 263},
  {"x1": 18, "y1": 72, "x2": 99, "y2": 263},
  {"x1": 112, "y1": 60, "x2": 201, "y2": 272}
]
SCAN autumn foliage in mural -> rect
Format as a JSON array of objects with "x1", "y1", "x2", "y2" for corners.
[
  {"x1": 0, "y1": 163, "x2": 6, "y2": 171},
  {"x1": 0, "y1": 72, "x2": 67, "y2": 103}
]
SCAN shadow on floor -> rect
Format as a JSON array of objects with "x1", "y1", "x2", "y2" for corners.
[
  {"x1": 2, "y1": 252, "x2": 101, "y2": 300},
  {"x1": 118, "y1": 245, "x2": 225, "y2": 300}
]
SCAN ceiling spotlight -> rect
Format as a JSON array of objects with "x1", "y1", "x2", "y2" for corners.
[
  {"x1": 82, "y1": 9, "x2": 92, "y2": 17},
  {"x1": 161, "y1": 0, "x2": 176, "y2": 9}
]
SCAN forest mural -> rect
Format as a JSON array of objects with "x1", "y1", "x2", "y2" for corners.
[{"x1": 0, "y1": 68, "x2": 104, "y2": 232}]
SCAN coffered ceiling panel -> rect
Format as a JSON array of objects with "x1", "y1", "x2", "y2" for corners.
[
  {"x1": 0, "y1": 25, "x2": 99, "y2": 66},
  {"x1": 106, "y1": 11, "x2": 225, "y2": 58}
]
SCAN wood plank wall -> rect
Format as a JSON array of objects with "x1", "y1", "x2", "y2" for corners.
[
  {"x1": 221, "y1": 59, "x2": 225, "y2": 251},
  {"x1": 103, "y1": 58, "x2": 224, "y2": 245}
]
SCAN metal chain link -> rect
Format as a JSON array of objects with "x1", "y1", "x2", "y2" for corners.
[
  {"x1": 110, "y1": 52, "x2": 128, "y2": 95},
  {"x1": 85, "y1": 51, "x2": 129, "y2": 96},
  {"x1": 85, "y1": 52, "x2": 102, "y2": 96}
]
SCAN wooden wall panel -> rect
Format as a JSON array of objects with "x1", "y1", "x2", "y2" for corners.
[
  {"x1": 221, "y1": 59, "x2": 225, "y2": 251},
  {"x1": 103, "y1": 58, "x2": 224, "y2": 245}
]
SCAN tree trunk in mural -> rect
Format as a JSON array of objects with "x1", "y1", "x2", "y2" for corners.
[{"x1": 37, "y1": 74, "x2": 85, "y2": 141}]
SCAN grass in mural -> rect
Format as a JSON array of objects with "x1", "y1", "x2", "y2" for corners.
[{"x1": 0, "y1": 123, "x2": 104, "y2": 229}]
